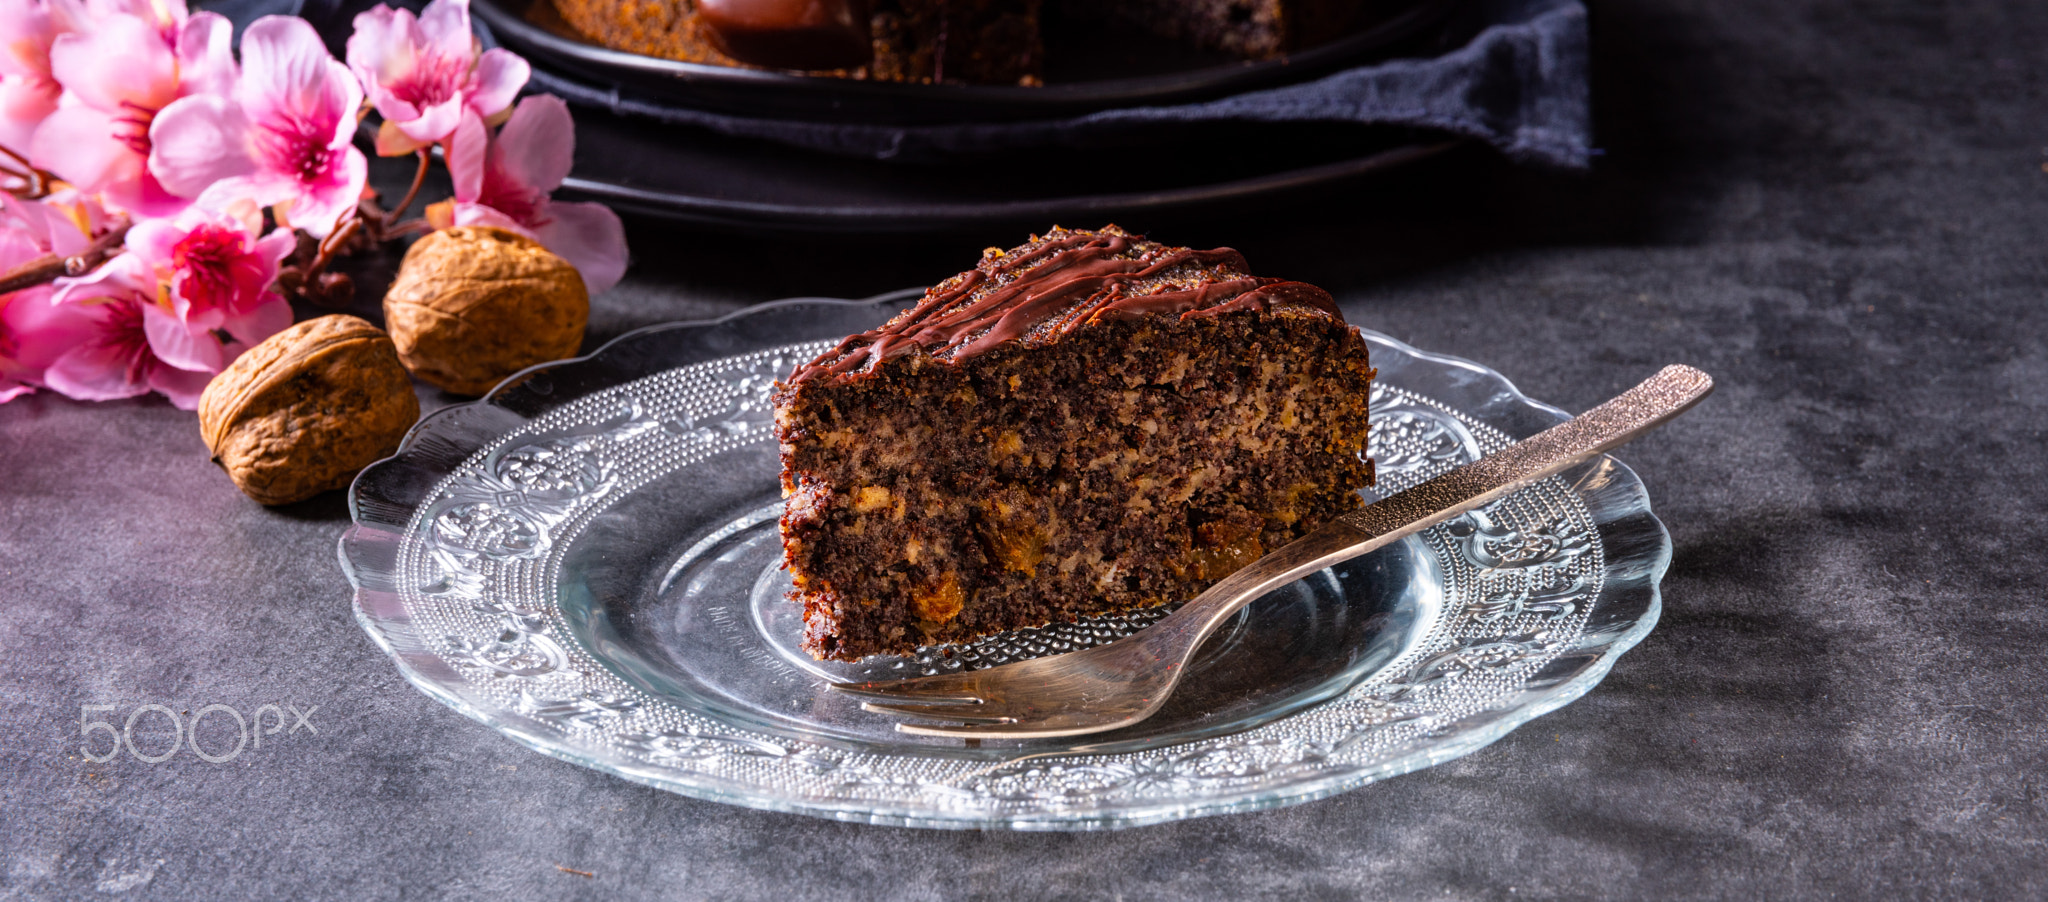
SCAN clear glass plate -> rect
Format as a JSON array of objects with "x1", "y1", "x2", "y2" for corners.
[{"x1": 341, "y1": 291, "x2": 1670, "y2": 831}]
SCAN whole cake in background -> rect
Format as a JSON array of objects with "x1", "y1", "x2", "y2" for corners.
[
  {"x1": 550, "y1": 0, "x2": 1383, "y2": 84},
  {"x1": 1059, "y1": 0, "x2": 1380, "y2": 60},
  {"x1": 773, "y1": 225, "x2": 1376, "y2": 661}
]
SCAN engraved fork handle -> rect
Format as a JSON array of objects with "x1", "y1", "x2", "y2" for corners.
[{"x1": 1140, "y1": 365, "x2": 1716, "y2": 663}]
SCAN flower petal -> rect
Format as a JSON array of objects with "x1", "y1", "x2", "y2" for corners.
[
  {"x1": 48, "y1": 15, "x2": 176, "y2": 112},
  {"x1": 531, "y1": 201, "x2": 627, "y2": 294},
  {"x1": 447, "y1": 110, "x2": 489, "y2": 203},
  {"x1": 0, "y1": 0, "x2": 55, "y2": 80},
  {"x1": 125, "y1": 216, "x2": 184, "y2": 263},
  {"x1": 42, "y1": 303, "x2": 152, "y2": 401},
  {"x1": 282, "y1": 145, "x2": 367, "y2": 239},
  {"x1": 237, "y1": 15, "x2": 361, "y2": 147},
  {"x1": 345, "y1": 4, "x2": 411, "y2": 85},
  {"x1": 38, "y1": 189, "x2": 113, "y2": 255},
  {"x1": 40, "y1": 0, "x2": 92, "y2": 38},
  {"x1": 174, "y1": 11, "x2": 238, "y2": 99},
  {"x1": 220, "y1": 294, "x2": 291, "y2": 346},
  {"x1": 1, "y1": 284, "x2": 96, "y2": 373},
  {"x1": 4, "y1": 191, "x2": 81, "y2": 256},
  {"x1": 191, "y1": 173, "x2": 299, "y2": 219},
  {"x1": 395, "y1": 95, "x2": 464, "y2": 145},
  {"x1": 0, "y1": 220, "x2": 43, "y2": 271},
  {"x1": 449, "y1": 201, "x2": 532, "y2": 237},
  {"x1": 46, "y1": 346, "x2": 151, "y2": 400},
  {"x1": 29, "y1": 105, "x2": 140, "y2": 195},
  {"x1": 467, "y1": 48, "x2": 529, "y2": 119},
  {"x1": 141, "y1": 298, "x2": 223, "y2": 372},
  {"x1": 494, "y1": 95, "x2": 575, "y2": 193},
  {"x1": 148, "y1": 358, "x2": 212, "y2": 408},
  {"x1": 350, "y1": 4, "x2": 438, "y2": 133},
  {"x1": 148, "y1": 94, "x2": 256, "y2": 198},
  {"x1": 100, "y1": 166, "x2": 189, "y2": 219},
  {"x1": 0, "y1": 75, "x2": 60, "y2": 151},
  {"x1": 9, "y1": 190, "x2": 112, "y2": 258},
  {"x1": 254, "y1": 225, "x2": 296, "y2": 268},
  {"x1": 90, "y1": 0, "x2": 191, "y2": 27},
  {"x1": 374, "y1": 118, "x2": 429, "y2": 157},
  {"x1": 416, "y1": 0, "x2": 477, "y2": 56}
]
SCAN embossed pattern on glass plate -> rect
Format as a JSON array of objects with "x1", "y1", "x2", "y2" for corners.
[{"x1": 341, "y1": 293, "x2": 1671, "y2": 830}]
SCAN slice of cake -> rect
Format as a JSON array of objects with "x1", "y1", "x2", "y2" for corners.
[{"x1": 774, "y1": 225, "x2": 1375, "y2": 661}]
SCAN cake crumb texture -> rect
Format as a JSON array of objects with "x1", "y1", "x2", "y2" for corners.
[{"x1": 776, "y1": 226, "x2": 1375, "y2": 661}]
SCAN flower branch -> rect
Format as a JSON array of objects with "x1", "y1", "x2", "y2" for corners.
[
  {"x1": 0, "y1": 217, "x2": 130, "y2": 296},
  {"x1": 385, "y1": 150, "x2": 433, "y2": 228},
  {"x1": 0, "y1": 143, "x2": 57, "y2": 200}
]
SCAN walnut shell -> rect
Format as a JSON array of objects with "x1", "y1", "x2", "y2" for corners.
[
  {"x1": 384, "y1": 227, "x2": 588, "y2": 396},
  {"x1": 198, "y1": 315, "x2": 420, "y2": 506}
]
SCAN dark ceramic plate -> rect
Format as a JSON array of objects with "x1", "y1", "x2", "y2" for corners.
[
  {"x1": 475, "y1": 0, "x2": 1467, "y2": 124},
  {"x1": 333, "y1": 15, "x2": 1466, "y2": 233},
  {"x1": 556, "y1": 111, "x2": 1463, "y2": 232}
]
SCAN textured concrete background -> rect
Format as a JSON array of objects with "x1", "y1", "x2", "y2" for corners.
[{"x1": 5, "y1": 0, "x2": 2047, "y2": 898}]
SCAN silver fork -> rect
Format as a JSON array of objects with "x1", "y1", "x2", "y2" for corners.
[{"x1": 831, "y1": 365, "x2": 1715, "y2": 738}]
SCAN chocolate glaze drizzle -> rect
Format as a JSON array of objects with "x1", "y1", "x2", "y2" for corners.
[{"x1": 792, "y1": 229, "x2": 1342, "y2": 386}]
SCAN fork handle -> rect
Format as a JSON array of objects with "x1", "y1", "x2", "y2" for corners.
[{"x1": 1144, "y1": 364, "x2": 1715, "y2": 659}]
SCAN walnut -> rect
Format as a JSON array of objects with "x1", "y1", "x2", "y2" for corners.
[
  {"x1": 199, "y1": 315, "x2": 420, "y2": 505},
  {"x1": 383, "y1": 227, "x2": 588, "y2": 395}
]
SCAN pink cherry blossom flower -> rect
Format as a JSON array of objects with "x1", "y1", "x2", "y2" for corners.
[
  {"x1": 0, "y1": 0, "x2": 67, "y2": 159},
  {"x1": 27, "y1": 7, "x2": 234, "y2": 216},
  {"x1": 149, "y1": 15, "x2": 367, "y2": 238},
  {"x1": 55, "y1": 201, "x2": 293, "y2": 347},
  {"x1": 441, "y1": 97, "x2": 625, "y2": 294},
  {"x1": 0, "y1": 187, "x2": 112, "y2": 259},
  {"x1": 35, "y1": 198, "x2": 253, "y2": 408},
  {"x1": 38, "y1": 292, "x2": 220, "y2": 408},
  {"x1": 1, "y1": 0, "x2": 208, "y2": 163},
  {"x1": 348, "y1": 0, "x2": 528, "y2": 156},
  {"x1": 0, "y1": 190, "x2": 184, "y2": 405},
  {"x1": 0, "y1": 280, "x2": 101, "y2": 402}
]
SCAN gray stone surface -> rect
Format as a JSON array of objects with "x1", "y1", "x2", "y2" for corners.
[{"x1": 5, "y1": 0, "x2": 2047, "y2": 898}]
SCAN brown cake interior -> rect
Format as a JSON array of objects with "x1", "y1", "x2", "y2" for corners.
[{"x1": 774, "y1": 226, "x2": 1375, "y2": 661}]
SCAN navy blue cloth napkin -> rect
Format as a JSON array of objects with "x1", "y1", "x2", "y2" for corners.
[{"x1": 519, "y1": 0, "x2": 1588, "y2": 168}]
